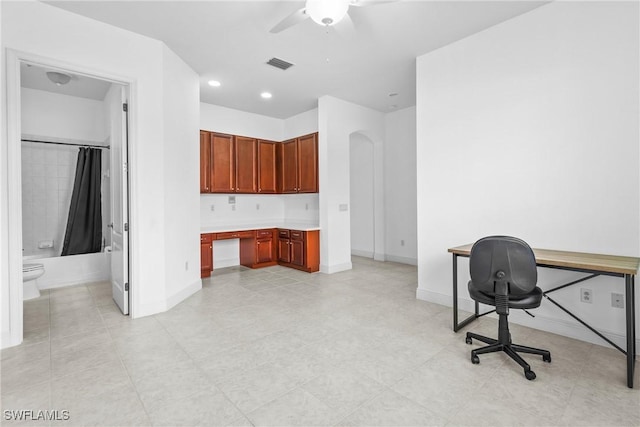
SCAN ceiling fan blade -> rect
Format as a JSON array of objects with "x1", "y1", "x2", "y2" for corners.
[
  {"x1": 350, "y1": 0, "x2": 398, "y2": 7},
  {"x1": 270, "y1": 7, "x2": 308, "y2": 33}
]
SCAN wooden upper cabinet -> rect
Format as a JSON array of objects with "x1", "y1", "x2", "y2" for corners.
[
  {"x1": 200, "y1": 131, "x2": 211, "y2": 193},
  {"x1": 297, "y1": 133, "x2": 318, "y2": 193},
  {"x1": 200, "y1": 130, "x2": 318, "y2": 194},
  {"x1": 257, "y1": 140, "x2": 277, "y2": 194},
  {"x1": 279, "y1": 139, "x2": 298, "y2": 193},
  {"x1": 235, "y1": 136, "x2": 257, "y2": 193},
  {"x1": 210, "y1": 133, "x2": 235, "y2": 192}
]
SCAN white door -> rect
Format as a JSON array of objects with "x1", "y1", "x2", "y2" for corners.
[{"x1": 110, "y1": 85, "x2": 129, "y2": 314}]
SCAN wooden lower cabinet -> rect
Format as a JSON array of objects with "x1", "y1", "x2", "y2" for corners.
[
  {"x1": 202, "y1": 228, "x2": 318, "y2": 275},
  {"x1": 200, "y1": 233, "x2": 214, "y2": 278},
  {"x1": 240, "y1": 229, "x2": 277, "y2": 268},
  {"x1": 277, "y1": 229, "x2": 319, "y2": 273}
]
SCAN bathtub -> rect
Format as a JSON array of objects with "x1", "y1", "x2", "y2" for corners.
[{"x1": 23, "y1": 251, "x2": 111, "y2": 290}]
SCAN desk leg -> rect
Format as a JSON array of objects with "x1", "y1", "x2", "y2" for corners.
[
  {"x1": 453, "y1": 254, "x2": 459, "y2": 331},
  {"x1": 625, "y1": 274, "x2": 636, "y2": 388},
  {"x1": 453, "y1": 253, "x2": 480, "y2": 332}
]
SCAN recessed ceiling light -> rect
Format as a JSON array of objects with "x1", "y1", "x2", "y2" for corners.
[
  {"x1": 261, "y1": 92, "x2": 272, "y2": 99},
  {"x1": 208, "y1": 80, "x2": 221, "y2": 87}
]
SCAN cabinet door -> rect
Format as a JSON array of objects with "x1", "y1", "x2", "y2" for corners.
[
  {"x1": 279, "y1": 139, "x2": 298, "y2": 193},
  {"x1": 200, "y1": 240, "x2": 212, "y2": 277},
  {"x1": 290, "y1": 239, "x2": 305, "y2": 266},
  {"x1": 235, "y1": 136, "x2": 257, "y2": 193},
  {"x1": 297, "y1": 133, "x2": 318, "y2": 193},
  {"x1": 257, "y1": 140, "x2": 277, "y2": 193},
  {"x1": 278, "y1": 238, "x2": 291, "y2": 263},
  {"x1": 210, "y1": 133, "x2": 235, "y2": 192},
  {"x1": 200, "y1": 131, "x2": 211, "y2": 193},
  {"x1": 256, "y1": 238, "x2": 274, "y2": 264}
]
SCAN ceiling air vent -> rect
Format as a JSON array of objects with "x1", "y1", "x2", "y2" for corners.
[{"x1": 266, "y1": 57, "x2": 294, "y2": 71}]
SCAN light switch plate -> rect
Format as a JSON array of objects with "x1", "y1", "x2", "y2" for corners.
[
  {"x1": 339, "y1": 204, "x2": 348, "y2": 211},
  {"x1": 228, "y1": 196, "x2": 236, "y2": 204}
]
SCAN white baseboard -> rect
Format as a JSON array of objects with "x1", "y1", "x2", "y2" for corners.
[
  {"x1": 213, "y1": 257, "x2": 240, "y2": 269},
  {"x1": 351, "y1": 249, "x2": 374, "y2": 258},
  {"x1": 165, "y1": 279, "x2": 201, "y2": 311},
  {"x1": 1, "y1": 330, "x2": 18, "y2": 350},
  {"x1": 416, "y1": 288, "x2": 640, "y2": 353},
  {"x1": 385, "y1": 254, "x2": 417, "y2": 265},
  {"x1": 320, "y1": 262, "x2": 353, "y2": 274},
  {"x1": 135, "y1": 279, "x2": 202, "y2": 318}
]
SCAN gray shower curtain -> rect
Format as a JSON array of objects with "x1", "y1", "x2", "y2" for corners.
[{"x1": 61, "y1": 147, "x2": 102, "y2": 256}]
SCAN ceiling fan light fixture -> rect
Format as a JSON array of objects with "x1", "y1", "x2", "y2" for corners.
[
  {"x1": 46, "y1": 71, "x2": 71, "y2": 86},
  {"x1": 305, "y1": 0, "x2": 350, "y2": 26}
]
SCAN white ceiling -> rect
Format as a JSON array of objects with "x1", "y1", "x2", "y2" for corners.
[
  {"x1": 45, "y1": 0, "x2": 546, "y2": 119},
  {"x1": 20, "y1": 62, "x2": 112, "y2": 101}
]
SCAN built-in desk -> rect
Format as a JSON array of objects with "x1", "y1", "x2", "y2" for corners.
[
  {"x1": 201, "y1": 223, "x2": 320, "y2": 277},
  {"x1": 448, "y1": 243, "x2": 639, "y2": 388}
]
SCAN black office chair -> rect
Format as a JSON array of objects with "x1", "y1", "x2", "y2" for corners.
[{"x1": 465, "y1": 236, "x2": 551, "y2": 380}]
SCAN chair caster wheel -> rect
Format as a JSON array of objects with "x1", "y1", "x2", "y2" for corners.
[
  {"x1": 525, "y1": 370, "x2": 536, "y2": 380},
  {"x1": 465, "y1": 337, "x2": 473, "y2": 345},
  {"x1": 543, "y1": 354, "x2": 551, "y2": 363},
  {"x1": 471, "y1": 355, "x2": 480, "y2": 364}
]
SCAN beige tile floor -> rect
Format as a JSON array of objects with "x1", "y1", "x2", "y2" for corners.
[{"x1": 2, "y1": 257, "x2": 639, "y2": 426}]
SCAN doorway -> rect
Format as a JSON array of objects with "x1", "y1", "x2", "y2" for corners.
[{"x1": 5, "y1": 51, "x2": 132, "y2": 347}]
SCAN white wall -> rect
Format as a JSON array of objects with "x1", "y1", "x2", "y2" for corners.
[
  {"x1": 318, "y1": 96, "x2": 385, "y2": 273},
  {"x1": 349, "y1": 133, "x2": 375, "y2": 258},
  {"x1": 21, "y1": 87, "x2": 107, "y2": 142},
  {"x1": 161, "y1": 44, "x2": 201, "y2": 310},
  {"x1": 384, "y1": 107, "x2": 417, "y2": 265},
  {"x1": 200, "y1": 102, "x2": 283, "y2": 141},
  {"x1": 1, "y1": 0, "x2": 201, "y2": 347},
  {"x1": 283, "y1": 108, "x2": 318, "y2": 140},
  {"x1": 416, "y1": 1, "x2": 639, "y2": 349}
]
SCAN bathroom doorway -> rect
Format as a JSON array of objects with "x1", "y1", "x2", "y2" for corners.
[{"x1": 6, "y1": 52, "x2": 133, "y2": 347}]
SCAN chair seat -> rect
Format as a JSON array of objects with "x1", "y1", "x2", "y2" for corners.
[{"x1": 468, "y1": 281, "x2": 543, "y2": 309}]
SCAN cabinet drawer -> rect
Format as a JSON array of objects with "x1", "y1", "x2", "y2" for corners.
[
  {"x1": 216, "y1": 231, "x2": 253, "y2": 240},
  {"x1": 290, "y1": 230, "x2": 304, "y2": 241},
  {"x1": 200, "y1": 233, "x2": 214, "y2": 243},
  {"x1": 256, "y1": 229, "x2": 274, "y2": 238},
  {"x1": 278, "y1": 229, "x2": 290, "y2": 239}
]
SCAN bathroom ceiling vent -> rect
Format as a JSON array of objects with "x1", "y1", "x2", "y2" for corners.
[{"x1": 266, "y1": 57, "x2": 294, "y2": 71}]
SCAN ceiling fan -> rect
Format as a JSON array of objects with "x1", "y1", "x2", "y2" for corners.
[{"x1": 270, "y1": 0, "x2": 396, "y2": 34}]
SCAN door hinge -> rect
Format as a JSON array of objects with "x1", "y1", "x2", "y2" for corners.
[
  {"x1": 122, "y1": 103, "x2": 128, "y2": 112},
  {"x1": 125, "y1": 282, "x2": 129, "y2": 291},
  {"x1": 124, "y1": 223, "x2": 129, "y2": 232}
]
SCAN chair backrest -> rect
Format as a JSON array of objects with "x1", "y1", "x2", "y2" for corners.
[{"x1": 469, "y1": 236, "x2": 537, "y2": 296}]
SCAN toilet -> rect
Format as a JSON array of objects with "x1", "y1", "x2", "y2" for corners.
[{"x1": 22, "y1": 263, "x2": 44, "y2": 300}]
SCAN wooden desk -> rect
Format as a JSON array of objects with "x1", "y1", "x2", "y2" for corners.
[{"x1": 448, "y1": 243, "x2": 639, "y2": 388}]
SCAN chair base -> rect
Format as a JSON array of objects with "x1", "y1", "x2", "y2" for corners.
[{"x1": 465, "y1": 315, "x2": 551, "y2": 380}]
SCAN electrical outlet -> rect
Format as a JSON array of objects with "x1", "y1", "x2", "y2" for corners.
[
  {"x1": 256, "y1": 203, "x2": 260, "y2": 210},
  {"x1": 612, "y1": 293, "x2": 624, "y2": 308},
  {"x1": 401, "y1": 240, "x2": 405, "y2": 246},
  {"x1": 185, "y1": 261, "x2": 188, "y2": 271},
  {"x1": 305, "y1": 203, "x2": 309, "y2": 211},
  {"x1": 210, "y1": 204, "x2": 215, "y2": 212},
  {"x1": 580, "y1": 288, "x2": 592, "y2": 304}
]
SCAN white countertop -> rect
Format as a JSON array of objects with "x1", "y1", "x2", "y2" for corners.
[{"x1": 201, "y1": 222, "x2": 320, "y2": 234}]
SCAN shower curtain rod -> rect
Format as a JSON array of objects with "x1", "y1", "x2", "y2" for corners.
[{"x1": 21, "y1": 138, "x2": 110, "y2": 150}]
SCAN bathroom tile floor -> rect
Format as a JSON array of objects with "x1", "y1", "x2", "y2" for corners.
[{"x1": 2, "y1": 257, "x2": 639, "y2": 426}]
